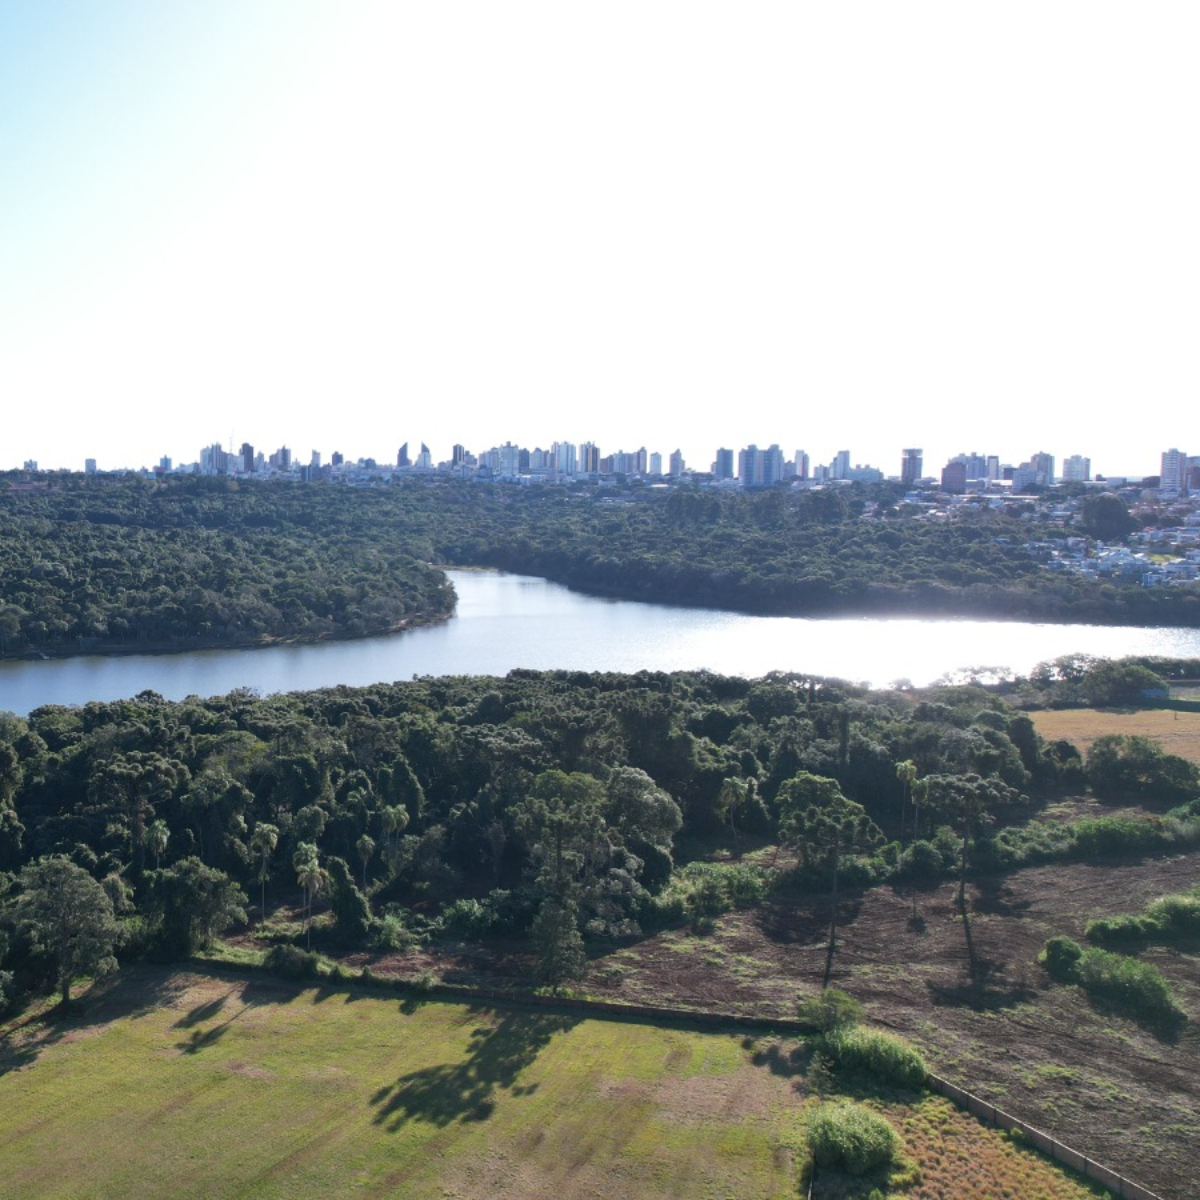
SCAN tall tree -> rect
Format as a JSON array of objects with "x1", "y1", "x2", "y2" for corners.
[
  {"x1": 11, "y1": 857, "x2": 119, "y2": 1005},
  {"x1": 777, "y1": 773, "x2": 882, "y2": 988},
  {"x1": 250, "y1": 823, "x2": 279, "y2": 916},
  {"x1": 916, "y1": 772, "x2": 1020, "y2": 984}
]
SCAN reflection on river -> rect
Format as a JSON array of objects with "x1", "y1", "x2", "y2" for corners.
[{"x1": 3, "y1": 570, "x2": 1200, "y2": 716}]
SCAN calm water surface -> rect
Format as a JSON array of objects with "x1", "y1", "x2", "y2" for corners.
[{"x1": 3, "y1": 570, "x2": 1200, "y2": 716}]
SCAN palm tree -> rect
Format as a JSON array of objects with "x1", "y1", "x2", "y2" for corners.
[
  {"x1": 356, "y1": 834, "x2": 375, "y2": 892},
  {"x1": 296, "y1": 856, "x2": 325, "y2": 950},
  {"x1": 250, "y1": 823, "x2": 279, "y2": 917},
  {"x1": 146, "y1": 819, "x2": 170, "y2": 871}
]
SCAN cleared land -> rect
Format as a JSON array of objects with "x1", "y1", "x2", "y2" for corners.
[
  {"x1": 337, "y1": 845, "x2": 1200, "y2": 1199},
  {"x1": 0, "y1": 966, "x2": 1099, "y2": 1199},
  {"x1": 1031, "y1": 707, "x2": 1200, "y2": 762}
]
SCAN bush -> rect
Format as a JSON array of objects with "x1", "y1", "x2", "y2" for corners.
[
  {"x1": 1038, "y1": 935, "x2": 1083, "y2": 981},
  {"x1": 370, "y1": 912, "x2": 412, "y2": 952},
  {"x1": 823, "y1": 1027, "x2": 926, "y2": 1089},
  {"x1": 807, "y1": 1101, "x2": 902, "y2": 1176},
  {"x1": 1075, "y1": 947, "x2": 1180, "y2": 1023},
  {"x1": 797, "y1": 987, "x2": 863, "y2": 1035},
  {"x1": 440, "y1": 897, "x2": 497, "y2": 939},
  {"x1": 1069, "y1": 816, "x2": 1169, "y2": 859},
  {"x1": 263, "y1": 944, "x2": 321, "y2": 980},
  {"x1": 899, "y1": 839, "x2": 944, "y2": 879},
  {"x1": 1084, "y1": 915, "x2": 1153, "y2": 948},
  {"x1": 1146, "y1": 892, "x2": 1200, "y2": 939}
]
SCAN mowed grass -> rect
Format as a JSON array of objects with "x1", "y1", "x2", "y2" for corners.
[
  {"x1": 0, "y1": 967, "x2": 1101, "y2": 1199},
  {"x1": 0, "y1": 967, "x2": 798, "y2": 1198},
  {"x1": 1031, "y1": 707, "x2": 1200, "y2": 764}
]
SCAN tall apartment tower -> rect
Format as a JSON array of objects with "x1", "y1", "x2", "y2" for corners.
[
  {"x1": 832, "y1": 450, "x2": 851, "y2": 480},
  {"x1": 240, "y1": 442, "x2": 255, "y2": 474},
  {"x1": 1061, "y1": 454, "x2": 1091, "y2": 482},
  {"x1": 900, "y1": 448, "x2": 923, "y2": 485},
  {"x1": 713, "y1": 448, "x2": 735, "y2": 480},
  {"x1": 397, "y1": 442, "x2": 410, "y2": 468},
  {"x1": 580, "y1": 442, "x2": 600, "y2": 474},
  {"x1": 794, "y1": 450, "x2": 810, "y2": 480},
  {"x1": 1161, "y1": 448, "x2": 1188, "y2": 492},
  {"x1": 668, "y1": 449, "x2": 684, "y2": 477},
  {"x1": 1030, "y1": 451, "x2": 1055, "y2": 485}
]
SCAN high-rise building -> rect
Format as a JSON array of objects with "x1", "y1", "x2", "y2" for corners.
[
  {"x1": 900, "y1": 448, "x2": 923, "y2": 485},
  {"x1": 713, "y1": 448, "x2": 735, "y2": 480},
  {"x1": 831, "y1": 450, "x2": 850, "y2": 480},
  {"x1": 941, "y1": 461, "x2": 967, "y2": 493},
  {"x1": 84, "y1": 458, "x2": 97, "y2": 474},
  {"x1": 552, "y1": 441, "x2": 577, "y2": 476},
  {"x1": 738, "y1": 444, "x2": 784, "y2": 488},
  {"x1": 331, "y1": 451, "x2": 344, "y2": 467},
  {"x1": 416, "y1": 443, "x2": 432, "y2": 469},
  {"x1": 240, "y1": 443, "x2": 255, "y2": 474},
  {"x1": 451, "y1": 443, "x2": 467, "y2": 467},
  {"x1": 1030, "y1": 452, "x2": 1055, "y2": 485},
  {"x1": 397, "y1": 442, "x2": 410, "y2": 468},
  {"x1": 986, "y1": 455, "x2": 1000, "y2": 481},
  {"x1": 580, "y1": 442, "x2": 600, "y2": 474},
  {"x1": 1161, "y1": 447, "x2": 1187, "y2": 492},
  {"x1": 1061, "y1": 454, "x2": 1091, "y2": 482},
  {"x1": 649, "y1": 452, "x2": 662, "y2": 476},
  {"x1": 794, "y1": 450, "x2": 809, "y2": 480},
  {"x1": 669, "y1": 449, "x2": 684, "y2": 477}
]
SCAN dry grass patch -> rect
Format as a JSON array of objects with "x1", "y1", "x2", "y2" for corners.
[{"x1": 1032, "y1": 707, "x2": 1200, "y2": 763}]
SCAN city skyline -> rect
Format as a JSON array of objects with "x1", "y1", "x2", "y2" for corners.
[
  {"x1": 16, "y1": 432, "x2": 1177, "y2": 488},
  {"x1": 2, "y1": 5, "x2": 1197, "y2": 479}
]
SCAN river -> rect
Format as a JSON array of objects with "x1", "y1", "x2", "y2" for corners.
[{"x1": 2, "y1": 570, "x2": 1200, "y2": 716}]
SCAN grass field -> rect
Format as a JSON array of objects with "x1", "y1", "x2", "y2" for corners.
[
  {"x1": 0, "y1": 966, "x2": 1100, "y2": 1198},
  {"x1": 1030, "y1": 707, "x2": 1200, "y2": 762}
]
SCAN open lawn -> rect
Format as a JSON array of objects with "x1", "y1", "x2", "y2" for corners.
[
  {"x1": 1031, "y1": 707, "x2": 1200, "y2": 763},
  {"x1": 0, "y1": 966, "x2": 1099, "y2": 1198}
]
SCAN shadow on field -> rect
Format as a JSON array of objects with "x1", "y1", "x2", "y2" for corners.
[
  {"x1": 370, "y1": 1008, "x2": 578, "y2": 1130},
  {"x1": 756, "y1": 898, "x2": 864, "y2": 946},
  {"x1": 0, "y1": 968, "x2": 192, "y2": 1078},
  {"x1": 173, "y1": 978, "x2": 275, "y2": 1055}
]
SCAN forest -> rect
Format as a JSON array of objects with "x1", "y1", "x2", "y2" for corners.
[
  {"x1": 1, "y1": 473, "x2": 1198, "y2": 663},
  {"x1": 1, "y1": 659, "x2": 1197, "y2": 1009}
]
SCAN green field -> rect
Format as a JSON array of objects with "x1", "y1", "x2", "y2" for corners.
[{"x1": 0, "y1": 966, "x2": 1100, "y2": 1198}]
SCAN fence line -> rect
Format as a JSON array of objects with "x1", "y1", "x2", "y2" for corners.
[{"x1": 926, "y1": 1073, "x2": 1163, "y2": 1200}]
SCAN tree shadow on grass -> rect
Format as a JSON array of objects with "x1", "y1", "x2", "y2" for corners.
[
  {"x1": 370, "y1": 1008, "x2": 578, "y2": 1131},
  {"x1": 173, "y1": 979, "x2": 274, "y2": 1055},
  {"x1": 0, "y1": 968, "x2": 193, "y2": 1078}
]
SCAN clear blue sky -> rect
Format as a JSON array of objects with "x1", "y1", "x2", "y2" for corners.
[{"x1": 2, "y1": 2, "x2": 1197, "y2": 477}]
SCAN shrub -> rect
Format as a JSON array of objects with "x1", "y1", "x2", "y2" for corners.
[
  {"x1": 1075, "y1": 947, "x2": 1180, "y2": 1023},
  {"x1": 1038, "y1": 935, "x2": 1083, "y2": 981},
  {"x1": 440, "y1": 897, "x2": 496, "y2": 939},
  {"x1": 807, "y1": 1101, "x2": 902, "y2": 1176},
  {"x1": 1146, "y1": 892, "x2": 1200, "y2": 939},
  {"x1": 1069, "y1": 816, "x2": 1168, "y2": 859},
  {"x1": 1085, "y1": 914, "x2": 1153, "y2": 947},
  {"x1": 797, "y1": 987, "x2": 863, "y2": 1035},
  {"x1": 823, "y1": 1027, "x2": 926, "y2": 1089},
  {"x1": 263, "y1": 944, "x2": 320, "y2": 980},
  {"x1": 899, "y1": 839, "x2": 944, "y2": 879},
  {"x1": 370, "y1": 912, "x2": 412, "y2": 952}
]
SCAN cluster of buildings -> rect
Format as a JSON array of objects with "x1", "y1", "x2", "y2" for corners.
[{"x1": 18, "y1": 441, "x2": 1191, "y2": 498}]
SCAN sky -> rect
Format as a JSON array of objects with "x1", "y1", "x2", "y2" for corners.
[{"x1": 2, "y1": 2, "x2": 1198, "y2": 478}]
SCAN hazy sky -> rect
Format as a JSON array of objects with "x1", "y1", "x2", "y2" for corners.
[{"x1": 2, "y1": 2, "x2": 1197, "y2": 477}]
